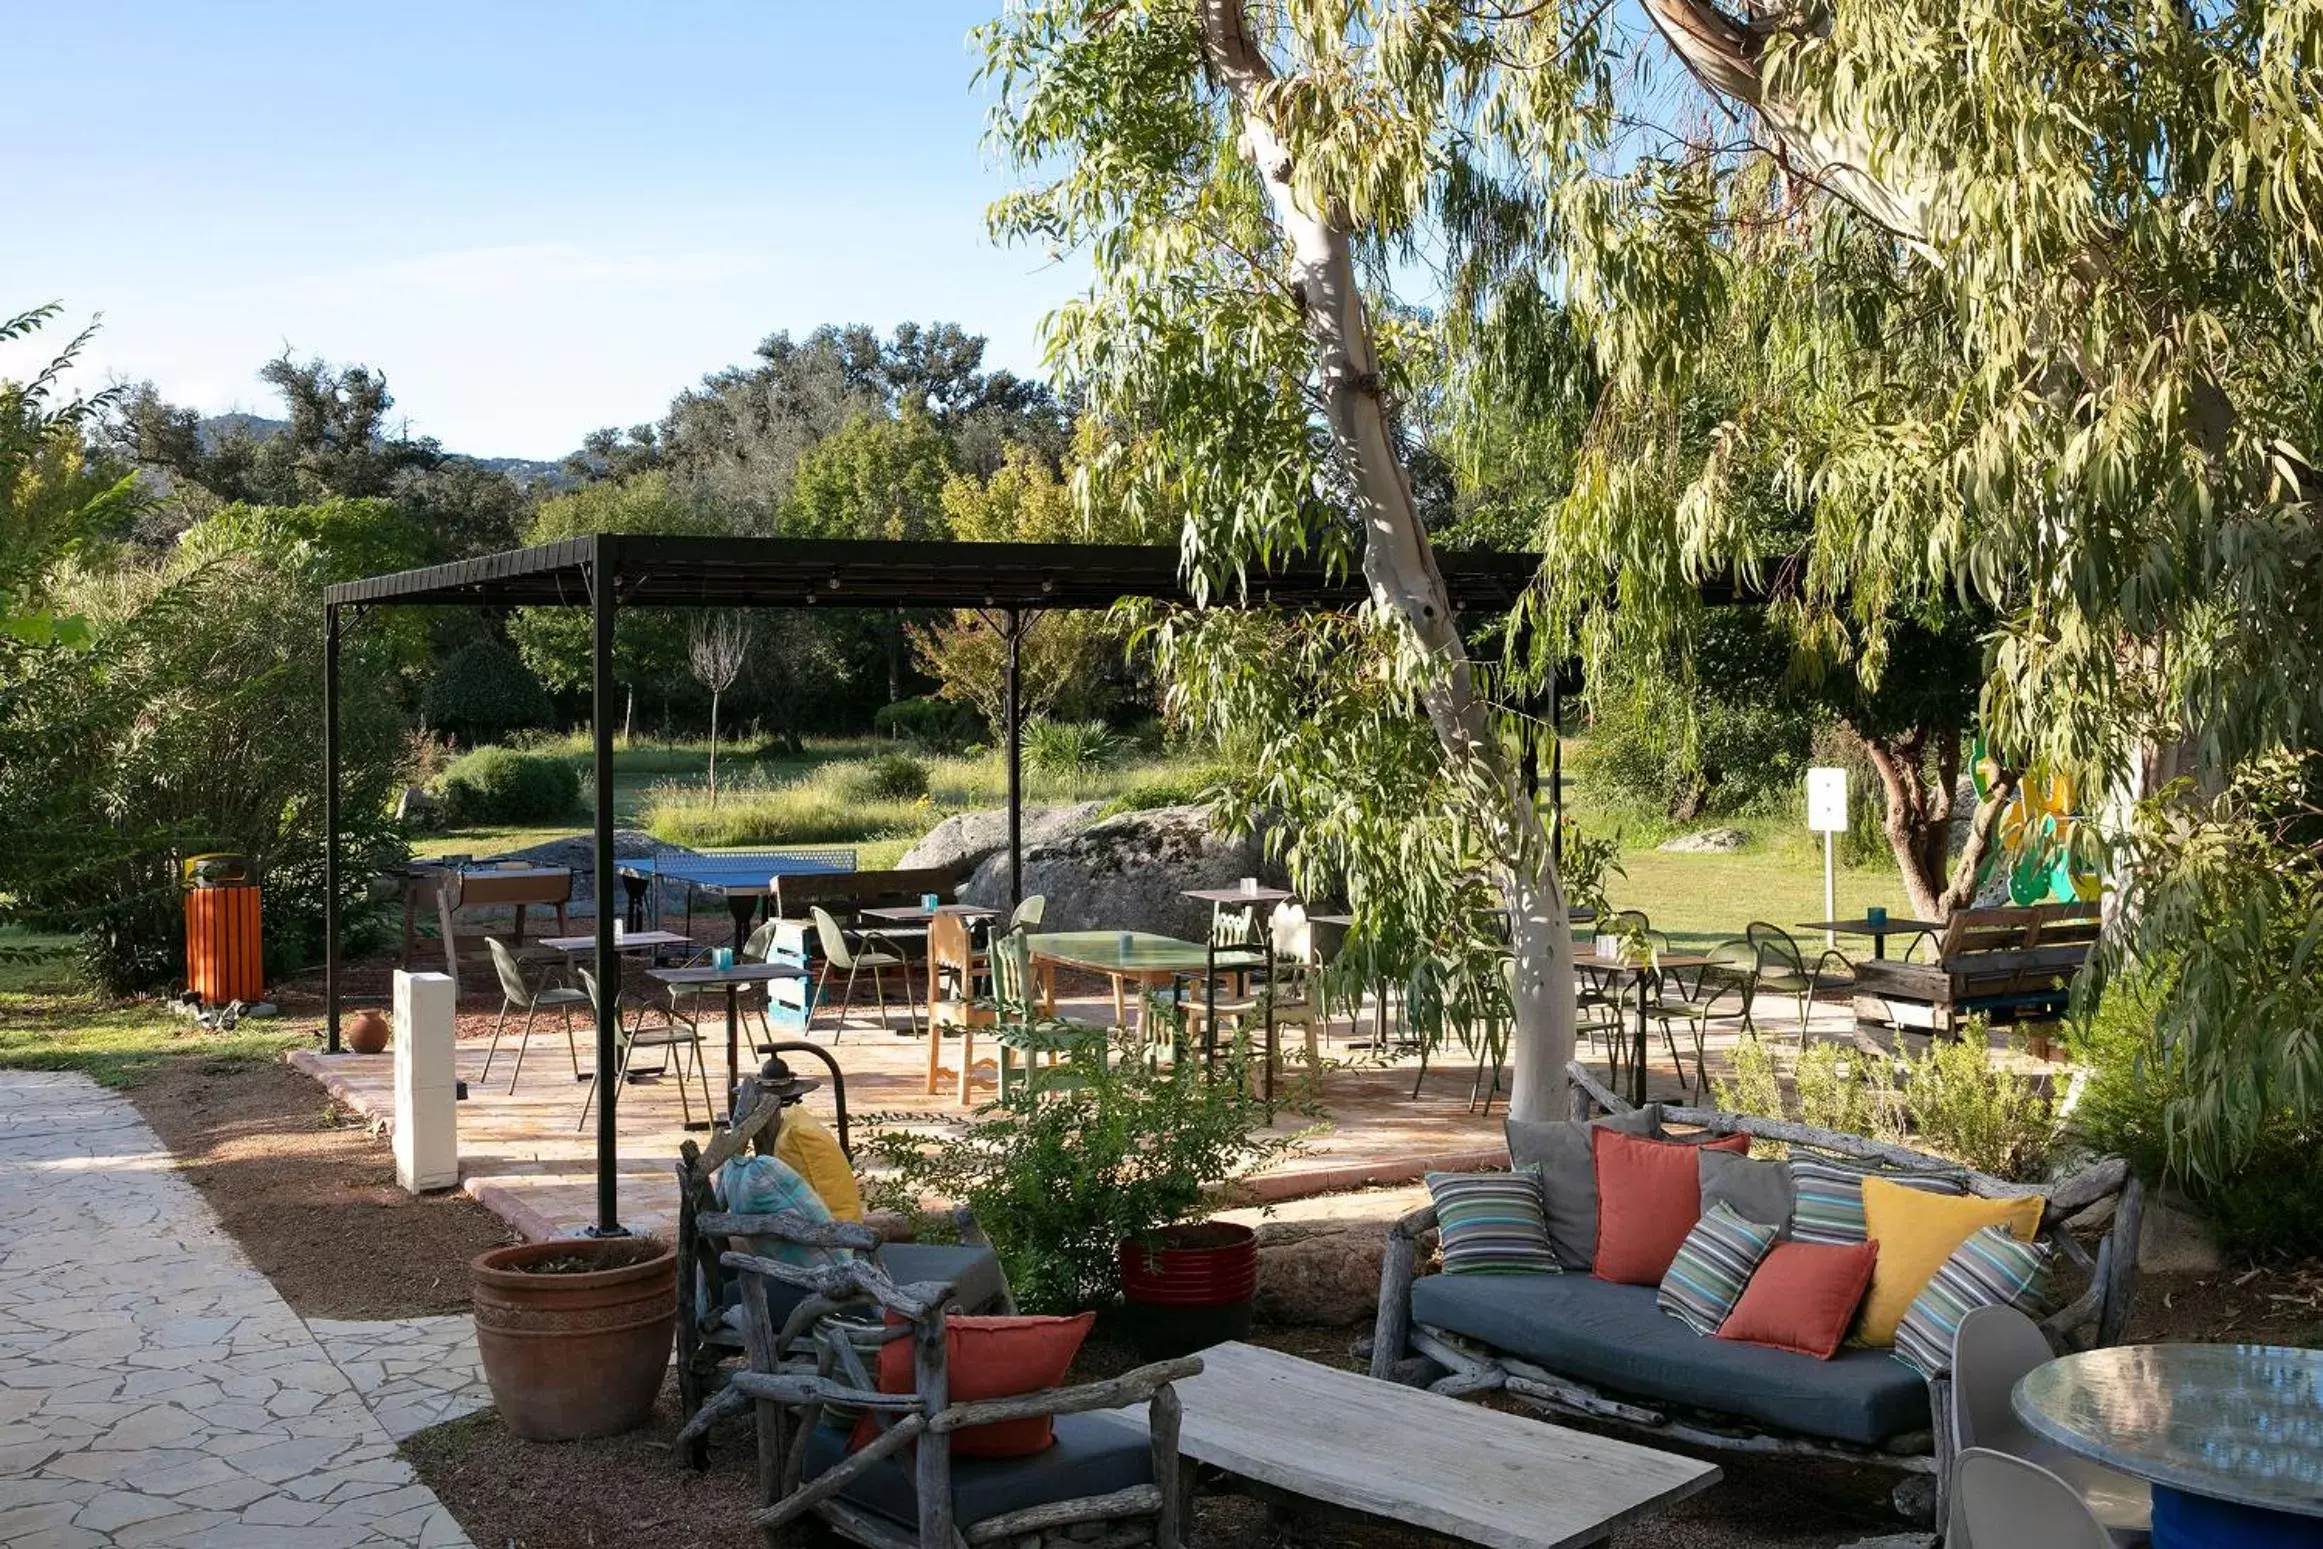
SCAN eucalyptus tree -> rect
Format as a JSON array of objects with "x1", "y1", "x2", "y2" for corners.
[{"x1": 981, "y1": 0, "x2": 2323, "y2": 1115}]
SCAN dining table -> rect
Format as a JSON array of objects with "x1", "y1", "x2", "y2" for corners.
[
  {"x1": 1577, "y1": 951, "x2": 1715, "y2": 1107},
  {"x1": 646, "y1": 961, "x2": 809, "y2": 1128},
  {"x1": 1027, "y1": 930, "x2": 1212, "y2": 1040},
  {"x1": 2013, "y1": 1343, "x2": 2323, "y2": 1548}
]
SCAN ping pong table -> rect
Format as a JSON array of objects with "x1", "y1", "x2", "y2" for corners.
[{"x1": 617, "y1": 848, "x2": 856, "y2": 948}]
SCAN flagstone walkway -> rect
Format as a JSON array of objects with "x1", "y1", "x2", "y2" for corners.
[{"x1": 0, "y1": 1070, "x2": 472, "y2": 1549}]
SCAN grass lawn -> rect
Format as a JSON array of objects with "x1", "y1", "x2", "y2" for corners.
[
  {"x1": 1601, "y1": 824, "x2": 1912, "y2": 952},
  {"x1": 0, "y1": 929, "x2": 302, "y2": 1087}
]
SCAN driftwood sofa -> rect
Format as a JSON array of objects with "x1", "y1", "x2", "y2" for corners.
[{"x1": 1371, "y1": 1062, "x2": 2143, "y2": 1522}]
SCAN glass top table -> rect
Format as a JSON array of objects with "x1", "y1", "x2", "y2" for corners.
[{"x1": 2015, "y1": 1343, "x2": 2323, "y2": 1545}]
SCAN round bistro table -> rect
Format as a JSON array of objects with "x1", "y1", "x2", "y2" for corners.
[{"x1": 2014, "y1": 1343, "x2": 2323, "y2": 1548}]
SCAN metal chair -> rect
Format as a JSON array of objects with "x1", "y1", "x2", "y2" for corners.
[
  {"x1": 575, "y1": 967, "x2": 715, "y2": 1131},
  {"x1": 1949, "y1": 1448, "x2": 2114, "y2": 1549},
  {"x1": 661, "y1": 918, "x2": 779, "y2": 1050},
  {"x1": 480, "y1": 936, "x2": 587, "y2": 1093},
  {"x1": 809, "y1": 906, "x2": 919, "y2": 1039},
  {"x1": 1745, "y1": 920, "x2": 1855, "y2": 1043},
  {"x1": 1653, "y1": 937, "x2": 1756, "y2": 1096},
  {"x1": 1950, "y1": 1307, "x2": 2152, "y2": 1540}
]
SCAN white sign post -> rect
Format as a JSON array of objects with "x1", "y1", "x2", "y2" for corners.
[{"x1": 1806, "y1": 768, "x2": 1849, "y2": 950}]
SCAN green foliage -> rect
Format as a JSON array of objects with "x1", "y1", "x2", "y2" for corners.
[
  {"x1": 873, "y1": 696, "x2": 982, "y2": 753},
  {"x1": 1792, "y1": 1042, "x2": 1896, "y2": 1144},
  {"x1": 1555, "y1": 817, "x2": 1625, "y2": 922},
  {"x1": 420, "y1": 640, "x2": 553, "y2": 747},
  {"x1": 1897, "y1": 1028, "x2": 2054, "y2": 1181},
  {"x1": 431, "y1": 746, "x2": 580, "y2": 827},
  {"x1": 2, "y1": 305, "x2": 139, "y2": 645},
  {"x1": 1022, "y1": 716, "x2": 1120, "y2": 775},
  {"x1": 782, "y1": 410, "x2": 954, "y2": 540},
  {"x1": 2072, "y1": 965, "x2": 2323, "y2": 1258},
  {"x1": 643, "y1": 771, "x2": 924, "y2": 849},
  {"x1": 506, "y1": 472, "x2": 716, "y2": 702},
  {"x1": 1711, "y1": 1037, "x2": 1786, "y2": 1156},
  {"x1": 837, "y1": 752, "x2": 930, "y2": 804},
  {"x1": 1098, "y1": 766, "x2": 1220, "y2": 817},
  {"x1": 860, "y1": 1053, "x2": 1294, "y2": 1314}
]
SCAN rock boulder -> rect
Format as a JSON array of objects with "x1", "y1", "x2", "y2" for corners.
[
  {"x1": 957, "y1": 803, "x2": 1283, "y2": 939},
  {"x1": 1253, "y1": 1224, "x2": 1386, "y2": 1327},
  {"x1": 1657, "y1": 826, "x2": 1750, "y2": 854},
  {"x1": 897, "y1": 802, "x2": 1104, "y2": 875}
]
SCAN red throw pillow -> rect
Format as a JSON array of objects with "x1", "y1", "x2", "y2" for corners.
[
  {"x1": 1717, "y1": 1241, "x2": 1880, "y2": 1359},
  {"x1": 853, "y1": 1312, "x2": 1095, "y2": 1458},
  {"x1": 1591, "y1": 1129, "x2": 1749, "y2": 1285}
]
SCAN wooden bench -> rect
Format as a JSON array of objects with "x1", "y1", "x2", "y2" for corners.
[
  {"x1": 1851, "y1": 902, "x2": 2100, "y2": 1036},
  {"x1": 769, "y1": 862, "x2": 978, "y2": 926}
]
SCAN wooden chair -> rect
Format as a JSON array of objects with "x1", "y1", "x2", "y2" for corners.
[
  {"x1": 812, "y1": 906, "x2": 921, "y2": 1039},
  {"x1": 696, "y1": 1245, "x2": 1200, "y2": 1548},
  {"x1": 1949, "y1": 1307, "x2": 2150, "y2": 1539},
  {"x1": 480, "y1": 935, "x2": 587, "y2": 1093},
  {"x1": 574, "y1": 967, "x2": 715, "y2": 1132},
  {"x1": 990, "y1": 928, "x2": 1110, "y2": 1100},
  {"x1": 1184, "y1": 904, "x2": 1323, "y2": 1103},
  {"x1": 924, "y1": 909, "x2": 995, "y2": 1104},
  {"x1": 1949, "y1": 1448, "x2": 2114, "y2": 1549}
]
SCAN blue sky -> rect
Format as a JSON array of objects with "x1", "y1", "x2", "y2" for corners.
[{"x1": 3, "y1": 3, "x2": 1082, "y2": 458}]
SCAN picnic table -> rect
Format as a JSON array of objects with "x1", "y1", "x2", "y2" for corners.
[
  {"x1": 646, "y1": 961, "x2": 808, "y2": 1126},
  {"x1": 1174, "y1": 1341, "x2": 1718, "y2": 1547}
]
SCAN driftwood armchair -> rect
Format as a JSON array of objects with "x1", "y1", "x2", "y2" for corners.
[
  {"x1": 676, "y1": 1055, "x2": 1015, "y2": 1467},
  {"x1": 686, "y1": 1247, "x2": 1201, "y2": 1549},
  {"x1": 1371, "y1": 1061, "x2": 2144, "y2": 1526}
]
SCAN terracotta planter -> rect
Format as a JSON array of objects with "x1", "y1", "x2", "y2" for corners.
[
  {"x1": 344, "y1": 1008, "x2": 391, "y2": 1055},
  {"x1": 1118, "y1": 1221, "x2": 1257, "y2": 1359},
  {"x1": 471, "y1": 1237, "x2": 677, "y2": 1441}
]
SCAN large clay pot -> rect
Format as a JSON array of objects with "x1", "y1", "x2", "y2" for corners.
[
  {"x1": 344, "y1": 1008, "x2": 391, "y2": 1055},
  {"x1": 472, "y1": 1237, "x2": 677, "y2": 1441},
  {"x1": 1118, "y1": 1220, "x2": 1257, "y2": 1359}
]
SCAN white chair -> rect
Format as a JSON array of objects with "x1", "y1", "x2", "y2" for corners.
[
  {"x1": 481, "y1": 936, "x2": 587, "y2": 1093},
  {"x1": 1951, "y1": 1306, "x2": 2151, "y2": 1540},
  {"x1": 810, "y1": 906, "x2": 919, "y2": 1039},
  {"x1": 1008, "y1": 893, "x2": 1046, "y2": 931},
  {"x1": 1950, "y1": 1448, "x2": 2116, "y2": 1549}
]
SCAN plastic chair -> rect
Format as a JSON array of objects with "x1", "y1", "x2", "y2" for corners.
[
  {"x1": 810, "y1": 906, "x2": 919, "y2": 1039},
  {"x1": 1951, "y1": 1307, "x2": 2152, "y2": 1538},
  {"x1": 480, "y1": 936, "x2": 588, "y2": 1093},
  {"x1": 1008, "y1": 893, "x2": 1046, "y2": 931},
  {"x1": 1950, "y1": 1448, "x2": 2113, "y2": 1549},
  {"x1": 575, "y1": 967, "x2": 714, "y2": 1131}
]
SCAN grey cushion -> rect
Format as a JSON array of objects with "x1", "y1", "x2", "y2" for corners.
[
  {"x1": 1699, "y1": 1149, "x2": 1795, "y2": 1237},
  {"x1": 1410, "y1": 1271, "x2": 1929, "y2": 1447},
  {"x1": 878, "y1": 1242, "x2": 1009, "y2": 1314},
  {"x1": 1505, "y1": 1107, "x2": 1660, "y2": 1269},
  {"x1": 799, "y1": 1410, "x2": 1153, "y2": 1529}
]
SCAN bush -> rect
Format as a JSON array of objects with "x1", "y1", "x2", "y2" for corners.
[
  {"x1": 873, "y1": 695, "x2": 982, "y2": 753},
  {"x1": 420, "y1": 640, "x2": 553, "y2": 747},
  {"x1": 432, "y1": 746, "x2": 581, "y2": 826},
  {"x1": 837, "y1": 752, "x2": 930, "y2": 804},
  {"x1": 1023, "y1": 716, "x2": 1120, "y2": 775},
  {"x1": 1098, "y1": 766, "x2": 1220, "y2": 817},
  {"x1": 1896, "y1": 1027, "x2": 2052, "y2": 1179},
  {"x1": 860, "y1": 1053, "x2": 1296, "y2": 1314},
  {"x1": 1582, "y1": 688, "x2": 1816, "y2": 820}
]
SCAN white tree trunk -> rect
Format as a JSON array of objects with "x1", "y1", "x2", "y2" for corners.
[
  {"x1": 1201, "y1": 0, "x2": 1577, "y2": 1119},
  {"x1": 708, "y1": 689, "x2": 722, "y2": 806}
]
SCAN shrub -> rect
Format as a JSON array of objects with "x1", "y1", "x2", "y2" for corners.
[
  {"x1": 859, "y1": 1053, "x2": 1297, "y2": 1314},
  {"x1": 873, "y1": 696, "x2": 981, "y2": 753},
  {"x1": 641, "y1": 772, "x2": 921, "y2": 848},
  {"x1": 837, "y1": 752, "x2": 930, "y2": 804},
  {"x1": 432, "y1": 746, "x2": 581, "y2": 826},
  {"x1": 420, "y1": 639, "x2": 553, "y2": 746},
  {"x1": 1794, "y1": 1041, "x2": 1901, "y2": 1143},
  {"x1": 1023, "y1": 716, "x2": 1120, "y2": 775},
  {"x1": 1098, "y1": 766, "x2": 1220, "y2": 817},
  {"x1": 1710, "y1": 1037, "x2": 1786, "y2": 1154},
  {"x1": 1896, "y1": 1025, "x2": 2052, "y2": 1179}
]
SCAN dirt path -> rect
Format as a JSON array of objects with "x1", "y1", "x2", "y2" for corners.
[{"x1": 126, "y1": 1053, "x2": 518, "y2": 1318}]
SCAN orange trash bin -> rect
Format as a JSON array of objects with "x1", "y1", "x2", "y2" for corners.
[{"x1": 183, "y1": 853, "x2": 263, "y2": 1005}]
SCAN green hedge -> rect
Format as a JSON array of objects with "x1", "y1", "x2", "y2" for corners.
[{"x1": 433, "y1": 746, "x2": 580, "y2": 826}]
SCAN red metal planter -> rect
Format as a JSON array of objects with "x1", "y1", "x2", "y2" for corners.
[{"x1": 1118, "y1": 1221, "x2": 1257, "y2": 1358}]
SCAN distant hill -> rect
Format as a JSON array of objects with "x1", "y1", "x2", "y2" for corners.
[{"x1": 194, "y1": 414, "x2": 577, "y2": 493}]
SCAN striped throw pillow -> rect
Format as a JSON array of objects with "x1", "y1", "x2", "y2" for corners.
[
  {"x1": 1657, "y1": 1202, "x2": 1780, "y2": 1336},
  {"x1": 1787, "y1": 1155, "x2": 1967, "y2": 1246},
  {"x1": 1427, "y1": 1170, "x2": 1560, "y2": 1276},
  {"x1": 1892, "y1": 1225, "x2": 2055, "y2": 1378}
]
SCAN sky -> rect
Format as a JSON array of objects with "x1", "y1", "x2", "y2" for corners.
[{"x1": 2, "y1": 3, "x2": 1084, "y2": 459}]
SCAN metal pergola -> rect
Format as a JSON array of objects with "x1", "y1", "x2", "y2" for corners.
[{"x1": 321, "y1": 533, "x2": 1543, "y2": 1236}]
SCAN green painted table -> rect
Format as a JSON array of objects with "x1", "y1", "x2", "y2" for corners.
[{"x1": 1028, "y1": 930, "x2": 1211, "y2": 1034}]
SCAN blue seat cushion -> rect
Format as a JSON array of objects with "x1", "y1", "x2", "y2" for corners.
[
  {"x1": 1410, "y1": 1270, "x2": 1928, "y2": 1448},
  {"x1": 799, "y1": 1410, "x2": 1153, "y2": 1529}
]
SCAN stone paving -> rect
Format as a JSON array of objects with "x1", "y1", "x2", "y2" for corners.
[
  {"x1": 305, "y1": 1320, "x2": 489, "y2": 1443},
  {"x1": 0, "y1": 1070, "x2": 471, "y2": 1549}
]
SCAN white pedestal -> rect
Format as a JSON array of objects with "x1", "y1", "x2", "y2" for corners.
[{"x1": 392, "y1": 970, "x2": 459, "y2": 1193}]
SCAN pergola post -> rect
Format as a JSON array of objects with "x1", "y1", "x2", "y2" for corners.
[
  {"x1": 586, "y1": 535, "x2": 625, "y2": 1237},
  {"x1": 1004, "y1": 608, "x2": 1024, "y2": 909},
  {"x1": 323, "y1": 601, "x2": 342, "y2": 1054}
]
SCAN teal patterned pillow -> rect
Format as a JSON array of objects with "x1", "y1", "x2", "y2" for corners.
[
  {"x1": 1427, "y1": 1170, "x2": 1560, "y2": 1275},
  {"x1": 718, "y1": 1154, "x2": 850, "y2": 1269},
  {"x1": 1657, "y1": 1202, "x2": 1780, "y2": 1335},
  {"x1": 1893, "y1": 1225, "x2": 2055, "y2": 1378},
  {"x1": 1787, "y1": 1155, "x2": 1966, "y2": 1245}
]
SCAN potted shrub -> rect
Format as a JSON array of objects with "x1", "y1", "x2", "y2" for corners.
[
  {"x1": 863, "y1": 1049, "x2": 1294, "y2": 1354},
  {"x1": 470, "y1": 1236, "x2": 677, "y2": 1440}
]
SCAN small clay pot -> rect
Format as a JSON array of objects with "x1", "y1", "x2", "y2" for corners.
[
  {"x1": 344, "y1": 1008, "x2": 391, "y2": 1055},
  {"x1": 471, "y1": 1237, "x2": 677, "y2": 1441}
]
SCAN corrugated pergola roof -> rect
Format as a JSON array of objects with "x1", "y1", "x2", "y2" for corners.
[{"x1": 322, "y1": 534, "x2": 1544, "y2": 612}]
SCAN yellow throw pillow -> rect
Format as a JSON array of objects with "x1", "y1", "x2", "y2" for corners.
[
  {"x1": 1857, "y1": 1177, "x2": 2043, "y2": 1346},
  {"x1": 774, "y1": 1108, "x2": 863, "y2": 1223}
]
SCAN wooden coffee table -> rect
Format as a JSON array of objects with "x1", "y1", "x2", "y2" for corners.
[{"x1": 1173, "y1": 1342, "x2": 1719, "y2": 1547}]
